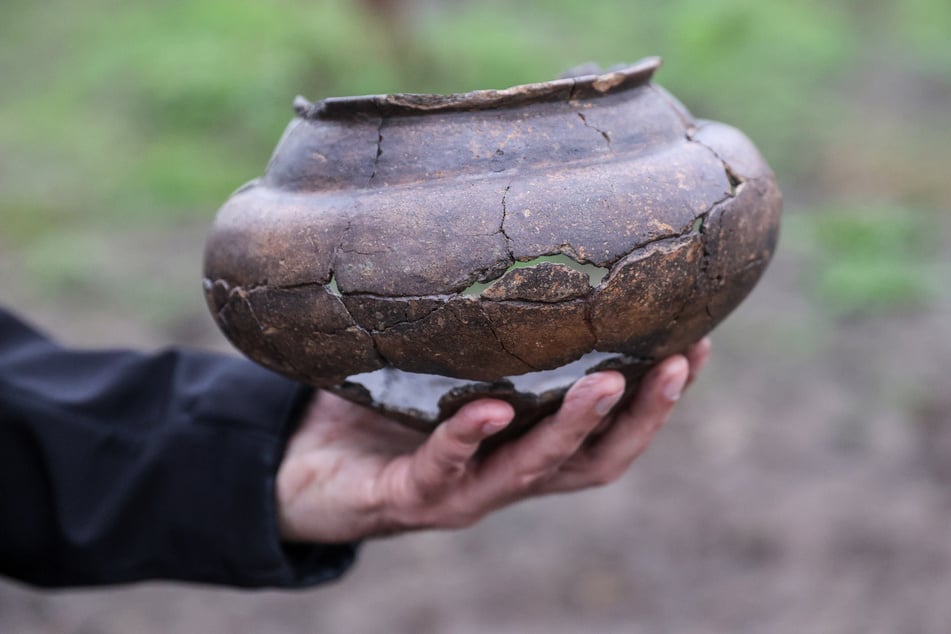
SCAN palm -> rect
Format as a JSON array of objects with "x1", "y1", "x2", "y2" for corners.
[{"x1": 277, "y1": 391, "x2": 431, "y2": 542}]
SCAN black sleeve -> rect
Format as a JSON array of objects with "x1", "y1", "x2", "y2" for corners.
[{"x1": 0, "y1": 308, "x2": 357, "y2": 588}]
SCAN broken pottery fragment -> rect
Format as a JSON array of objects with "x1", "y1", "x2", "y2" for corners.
[{"x1": 203, "y1": 57, "x2": 782, "y2": 435}]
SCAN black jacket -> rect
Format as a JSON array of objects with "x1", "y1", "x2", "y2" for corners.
[{"x1": 0, "y1": 308, "x2": 356, "y2": 588}]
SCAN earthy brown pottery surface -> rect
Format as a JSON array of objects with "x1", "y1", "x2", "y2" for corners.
[{"x1": 203, "y1": 57, "x2": 782, "y2": 434}]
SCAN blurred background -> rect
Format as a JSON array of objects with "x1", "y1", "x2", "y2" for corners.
[{"x1": 1, "y1": 0, "x2": 949, "y2": 631}]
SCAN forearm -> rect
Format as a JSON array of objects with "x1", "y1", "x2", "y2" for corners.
[{"x1": 0, "y1": 308, "x2": 356, "y2": 588}]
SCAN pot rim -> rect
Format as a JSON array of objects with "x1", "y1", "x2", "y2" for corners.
[{"x1": 294, "y1": 56, "x2": 661, "y2": 119}]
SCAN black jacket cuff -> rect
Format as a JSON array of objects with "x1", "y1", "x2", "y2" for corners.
[{"x1": 0, "y1": 308, "x2": 359, "y2": 588}]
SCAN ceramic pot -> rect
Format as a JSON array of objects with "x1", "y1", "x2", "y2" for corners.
[{"x1": 203, "y1": 57, "x2": 781, "y2": 431}]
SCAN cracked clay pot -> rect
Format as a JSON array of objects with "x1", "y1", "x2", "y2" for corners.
[{"x1": 203, "y1": 57, "x2": 782, "y2": 435}]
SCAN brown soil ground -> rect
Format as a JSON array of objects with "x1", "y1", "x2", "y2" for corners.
[{"x1": 2, "y1": 219, "x2": 951, "y2": 633}]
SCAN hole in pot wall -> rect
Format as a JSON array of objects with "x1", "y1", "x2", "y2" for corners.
[{"x1": 461, "y1": 254, "x2": 609, "y2": 296}]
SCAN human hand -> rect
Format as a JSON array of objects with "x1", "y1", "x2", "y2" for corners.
[{"x1": 276, "y1": 338, "x2": 711, "y2": 543}]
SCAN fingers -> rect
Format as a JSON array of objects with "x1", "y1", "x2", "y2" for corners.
[
  {"x1": 542, "y1": 355, "x2": 689, "y2": 492},
  {"x1": 408, "y1": 399, "x2": 514, "y2": 498},
  {"x1": 377, "y1": 342, "x2": 707, "y2": 533},
  {"x1": 508, "y1": 371, "x2": 626, "y2": 484},
  {"x1": 471, "y1": 371, "x2": 626, "y2": 502},
  {"x1": 685, "y1": 337, "x2": 712, "y2": 387}
]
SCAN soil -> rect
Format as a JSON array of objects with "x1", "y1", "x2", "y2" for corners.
[{"x1": 2, "y1": 216, "x2": 950, "y2": 634}]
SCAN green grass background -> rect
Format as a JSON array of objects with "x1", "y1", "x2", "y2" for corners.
[{"x1": 1, "y1": 0, "x2": 948, "y2": 321}]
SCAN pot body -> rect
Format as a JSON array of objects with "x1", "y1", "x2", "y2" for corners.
[{"x1": 204, "y1": 58, "x2": 781, "y2": 394}]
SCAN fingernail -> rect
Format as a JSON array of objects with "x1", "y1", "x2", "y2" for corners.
[
  {"x1": 481, "y1": 419, "x2": 509, "y2": 435},
  {"x1": 663, "y1": 370, "x2": 687, "y2": 402},
  {"x1": 595, "y1": 391, "x2": 623, "y2": 416}
]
